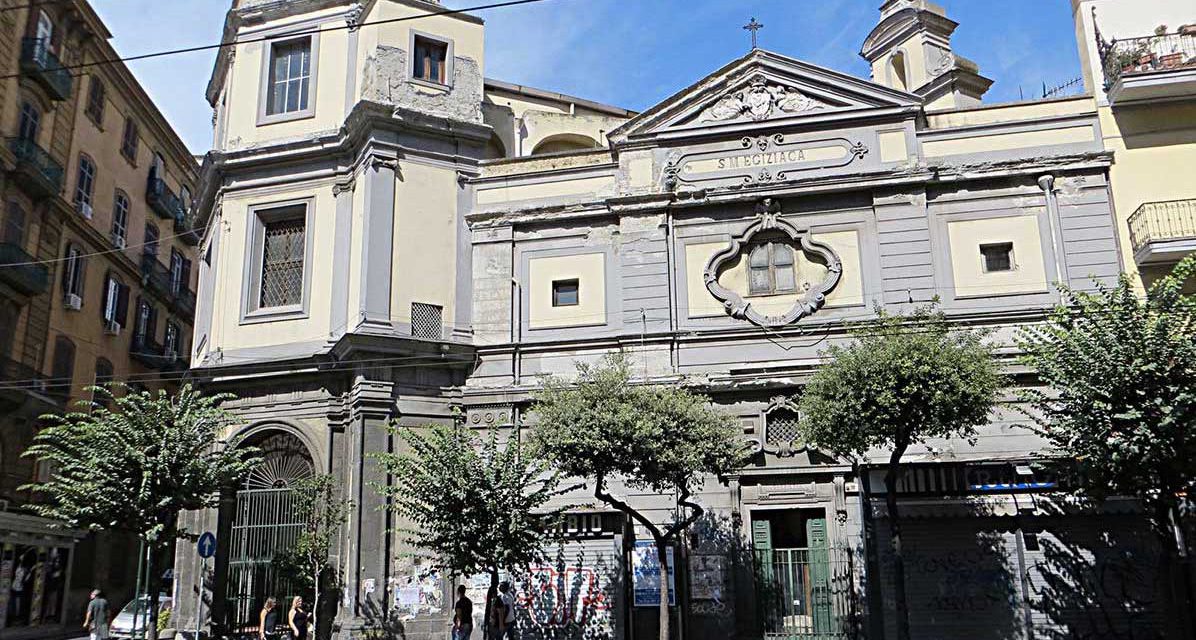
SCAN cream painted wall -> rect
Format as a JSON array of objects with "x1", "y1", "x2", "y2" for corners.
[
  {"x1": 482, "y1": 88, "x2": 628, "y2": 157},
  {"x1": 878, "y1": 130, "x2": 909, "y2": 163},
  {"x1": 684, "y1": 232, "x2": 864, "y2": 319},
  {"x1": 1098, "y1": 102, "x2": 1196, "y2": 287},
  {"x1": 208, "y1": 185, "x2": 336, "y2": 351},
  {"x1": 391, "y1": 161, "x2": 459, "y2": 326},
  {"x1": 922, "y1": 126, "x2": 1094, "y2": 157},
  {"x1": 476, "y1": 175, "x2": 614, "y2": 205},
  {"x1": 363, "y1": 0, "x2": 485, "y2": 88},
  {"x1": 223, "y1": 17, "x2": 351, "y2": 149},
  {"x1": 528, "y1": 253, "x2": 606, "y2": 329},
  {"x1": 925, "y1": 97, "x2": 1095, "y2": 129},
  {"x1": 947, "y1": 216, "x2": 1048, "y2": 297}
]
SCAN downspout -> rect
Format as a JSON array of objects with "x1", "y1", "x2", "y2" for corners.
[
  {"x1": 1037, "y1": 175, "x2": 1069, "y2": 286},
  {"x1": 511, "y1": 277, "x2": 521, "y2": 386},
  {"x1": 665, "y1": 208, "x2": 679, "y2": 373}
]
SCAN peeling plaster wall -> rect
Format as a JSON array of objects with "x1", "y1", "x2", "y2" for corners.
[{"x1": 361, "y1": 46, "x2": 484, "y2": 123}]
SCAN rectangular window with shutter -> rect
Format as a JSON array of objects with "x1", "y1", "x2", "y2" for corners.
[
  {"x1": 62, "y1": 244, "x2": 84, "y2": 298},
  {"x1": 244, "y1": 200, "x2": 311, "y2": 320},
  {"x1": 258, "y1": 35, "x2": 318, "y2": 124},
  {"x1": 411, "y1": 32, "x2": 452, "y2": 86},
  {"x1": 85, "y1": 76, "x2": 105, "y2": 125},
  {"x1": 120, "y1": 117, "x2": 139, "y2": 162}
]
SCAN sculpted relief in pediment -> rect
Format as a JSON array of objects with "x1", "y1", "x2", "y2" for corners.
[{"x1": 699, "y1": 75, "x2": 831, "y2": 123}]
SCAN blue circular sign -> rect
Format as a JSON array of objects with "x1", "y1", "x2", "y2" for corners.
[{"x1": 197, "y1": 532, "x2": 217, "y2": 558}]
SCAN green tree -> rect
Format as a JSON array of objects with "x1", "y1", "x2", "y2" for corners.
[
  {"x1": 529, "y1": 354, "x2": 746, "y2": 640},
  {"x1": 374, "y1": 421, "x2": 564, "y2": 638},
  {"x1": 271, "y1": 474, "x2": 353, "y2": 640},
  {"x1": 23, "y1": 384, "x2": 257, "y2": 640},
  {"x1": 797, "y1": 308, "x2": 1000, "y2": 640},
  {"x1": 1019, "y1": 258, "x2": 1196, "y2": 638}
]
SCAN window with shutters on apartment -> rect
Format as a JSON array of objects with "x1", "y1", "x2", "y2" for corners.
[
  {"x1": 120, "y1": 117, "x2": 139, "y2": 163},
  {"x1": 3, "y1": 200, "x2": 26, "y2": 247},
  {"x1": 50, "y1": 336, "x2": 75, "y2": 400},
  {"x1": 62, "y1": 243, "x2": 85, "y2": 300},
  {"x1": 164, "y1": 321, "x2": 180, "y2": 356},
  {"x1": 75, "y1": 154, "x2": 96, "y2": 212},
  {"x1": 101, "y1": 273, "x2": 129, "y2": 329},
  {"x1": 94, "y1": 357, "x2": 115, "y2": 406},
  {"x1": 84, "y1": 76, "x2": 105, "y2": 125},
  {"x1": 18, "y1": 101, "x2": 40, "y2": 142},
  {"x1": 143, "y1": 223, "x2": 159, "y2": 258},
  {"x1": 111, "y1": 191, "x2": 129, "y2": 247}
]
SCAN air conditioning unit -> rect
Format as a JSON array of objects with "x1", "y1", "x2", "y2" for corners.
[
  {"x1": 77, "y1": 202, "x2": 94, "y2": 219},
  {"x1": 64, "y1": 293, "x2": 83, "y2": 310},
  {"x1": 111, "y1": 234, "x2": 126, "y2": 249},
  {"x1": 104, "y1": 320, "x2": 121, "y2": 336}
]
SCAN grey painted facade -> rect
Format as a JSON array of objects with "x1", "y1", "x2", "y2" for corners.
[{"x1": 176, "y1": 3, "x2": 1157, "y2": 640}]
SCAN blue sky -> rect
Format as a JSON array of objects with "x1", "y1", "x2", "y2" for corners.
[{"x1": 90, "y1": 0, "x2": 1083, "y2": 154}]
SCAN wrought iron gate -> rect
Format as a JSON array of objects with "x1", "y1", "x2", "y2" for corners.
[
  {"x1": 755, "y1": 547, "x2": 856, "y2": 640},
  {"x1": 226, "y1": 432, "x2": 313, "y2": 637}
]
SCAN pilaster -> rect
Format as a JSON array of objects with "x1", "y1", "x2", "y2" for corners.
[{"x1": 357, "y1": 154, "x2": 398, "y2": 331}]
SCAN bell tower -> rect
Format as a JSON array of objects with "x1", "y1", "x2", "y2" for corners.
[{"x1": 860, "y1": 0, "x2": 993, "y2": 109}]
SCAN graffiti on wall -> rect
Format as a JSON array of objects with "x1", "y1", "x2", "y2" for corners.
[{"x1": 511, "y1": 549, "x2": 618, "y2": 640}]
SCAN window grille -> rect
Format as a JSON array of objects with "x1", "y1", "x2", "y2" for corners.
[
  {"x1": 259, "y1": 218, "x2": 305, "y2": 308},
  {"x1": 767, "y1": 408, "x2": 801, "y2": 446},
  {"x1": 411, "y1": 302, "x2": 443, "y2": 340},
  {"x1": 980, "y1": 242, "x2": 1015, "y2": 273}
]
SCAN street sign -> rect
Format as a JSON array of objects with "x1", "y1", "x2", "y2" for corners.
[{"x1": 197, "y1": 532, "x2": 216, "y2": 559}]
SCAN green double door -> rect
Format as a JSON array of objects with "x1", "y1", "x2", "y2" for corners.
[{"x1": 753, "y1": 514, "x2": 836, "y2": 639}]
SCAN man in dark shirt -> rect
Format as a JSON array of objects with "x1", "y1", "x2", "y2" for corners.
[
  {"x1": 452, "y1": 585, "x2": 473, "y2": 640},
  {"x1": 83, "y1": 589, "x2": 111, "y2": 640}
]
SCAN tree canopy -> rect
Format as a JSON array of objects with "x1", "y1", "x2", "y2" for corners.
[
  {"x1": 1018, "y1": 258, "x2": 1196, "y2": 518},
  {"x1": 529, "y1": 353, "x2": 746, "y2": 640}
]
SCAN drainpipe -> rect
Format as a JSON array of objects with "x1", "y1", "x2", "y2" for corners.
[
  {"x1": 1037, "y1": 175, "x2": 1069, "y2": 286},
  {"x1": 510, "y1": 277, "x2": 521, "y2": 386}
]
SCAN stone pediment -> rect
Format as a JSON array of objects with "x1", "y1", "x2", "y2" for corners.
[{"x1": 608, "y1": 49, "x2": 922, "y2": 145}]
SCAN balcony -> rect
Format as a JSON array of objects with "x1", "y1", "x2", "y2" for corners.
[
  {"x1": 130, "y1": 334, "x2": 172, "y2": 370},
  {"x1": 1098, "y1": 27, "x2": 1196, "y2": 105},
  {"x1": 0, "y1": 355, "x2": 57, "y2": 411},
  {"x1": 173, "y1": 212, "x2": 201, "y2": 246},
  {"x1": 0, "y1": 243, "x2": 50, "y2": 296},
  {"x1": 19, "y1": 38, "x2": 72, "y2": 101},
  {"x1": 1128, "y1": 198, "x2": 1196, "y2": 264},
  {"x1": 140, "y1": 254, "x2": 196, "y2": 318},
  {"x1": 7, "y1": 137, "x2": 63, "y2": 199},
  {"x1": 146, "y1": 176, "x2": 184, "y2": 221}
]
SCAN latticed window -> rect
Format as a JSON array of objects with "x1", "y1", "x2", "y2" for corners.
[
  {"x1": 259, "y1": 216, "x2": 305, "y2": 309},
  {"x1": 748, "y1": 241, "x2": 796, "y2": 295},
  {"x1": 766, "y1": 408, "x2": 801, "y2": 446},
  {"x1": 411, "y1": 302, "x2": 443, "y2": 340}
]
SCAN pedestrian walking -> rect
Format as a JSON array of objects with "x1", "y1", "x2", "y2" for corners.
[
  {"x1": 83, "y1": 589, "x2": 111, "y2": 640},
  {"x1": 259, "y1": 597, "x2": 281, "y2": 640},
  {"x1": 287, "y1": 596, "x2": 309, "y2": 640},
  {"x1": 497, "y1": 582, "x2": 516, "y2": 639},
  {"x1": 451, "y1": 585, "x2": 473, "y2": 640}
]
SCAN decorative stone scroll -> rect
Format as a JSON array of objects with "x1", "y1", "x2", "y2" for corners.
[
  {"x1": 699, "y1": 75, "x2": 830, "y2": 122},
  {"x1": 703, "y1": 198, "x2": 843, "y2": 329}
]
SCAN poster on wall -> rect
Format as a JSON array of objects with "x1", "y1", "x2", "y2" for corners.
[{"x1": 632, "y1": 541, "x2": 675, "y2": 607}]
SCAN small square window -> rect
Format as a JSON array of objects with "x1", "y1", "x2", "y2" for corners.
[
  {"x1": 552, "y1": 279, "x2": 579, "y2": 307},
  {"x1": 413, "y1": 35, "x2": 449, "y2": 85},
  {"x1": 980, "y1": 242, "x2": 1015, "y2": 273}
]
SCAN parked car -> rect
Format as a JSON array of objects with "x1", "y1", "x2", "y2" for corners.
[{"x1": 110, "y1": 594, "x2": 172, "y2": 639}]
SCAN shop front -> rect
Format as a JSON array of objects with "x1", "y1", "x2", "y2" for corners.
[{"x1": 0, "y1": 511, "x2": 84, "y2": 638}]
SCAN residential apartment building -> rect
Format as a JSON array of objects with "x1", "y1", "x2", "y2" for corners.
[
  {"x1": 0, "y1": 0, "x2": 201, "y2": 635},
  {"x1": 176, "y1": 1, "x2": 1193, "y2": 640},
  {"x1": 1072, "y1": 0, "x2": 1196, "y2": 288}
]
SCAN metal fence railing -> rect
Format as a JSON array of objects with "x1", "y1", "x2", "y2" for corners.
[
  {"x1": 755, "y1": 547, "x2": 857, "y2": 640},
  {"x1": 1098, "y1": 28, "x2": 1196, "y2": 90},
  {"x1": 1127, "y1": 198, "x2": 1196, "y2": 253}
]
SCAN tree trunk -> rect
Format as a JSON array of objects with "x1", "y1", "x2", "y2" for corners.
[
  {"x1": 483, "y1": 568, "x2": 498, "y2": 640},
  {"x1": 312, "y1": 558, "x2": 320, "y2": 640},
  {"x1": 883, "y1": 448, "x2": 910, "y2": 640},
  {"x1": 145, "y1": 544, "x2": 160, "y2": 640},
  {"x1": 654, "y1": 536, "x2": 670, "y2": 640}
]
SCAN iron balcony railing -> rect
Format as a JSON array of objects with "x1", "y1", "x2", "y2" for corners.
[
  {"x1": 140, "y1": 254, "x2": 196, "y2": 319},
  {"x1": 755, "y1": 547, "x2": 858, "y2": 640},
  {"x1": 173, "y1": 211, "x2": 201, "y2": 246},
  {"x1": 146, "y1": 175, "x2": 184, "y2": 221},
  {"x1": 19, "y1": 38, "x2": 72, "y2": 100},
  {"x1": 1098, "y1": 28, "x2": 1196, "y2": 90},
  {"x1": 130, "y1": 333, "x2": 172, "y2": 370},
  {"x1": 1127, "y1": 198, "x2": 1196, "y2": 253},
  {"x1": 7, "y1": 137, "x2": 64, "y2": 198},
  {"x1": 0, "y1": 242, "x2": 50, "y2": 296},
  {"x1": 0, "y1": 354, "x2": 54, "y2": 399}
]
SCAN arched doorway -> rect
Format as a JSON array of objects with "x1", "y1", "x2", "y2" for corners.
[{"x1": 227, "y1": 431, "x2": 314, "y2": 636}]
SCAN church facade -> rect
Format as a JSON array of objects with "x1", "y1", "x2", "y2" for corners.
[{"x1": 175, "y1": 1, "x2": 1196, "y2": 639}]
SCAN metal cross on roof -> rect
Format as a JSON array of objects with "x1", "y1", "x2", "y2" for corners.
[{"x1": 744, "y1": 17, "x2": 764, "y2": 50}]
